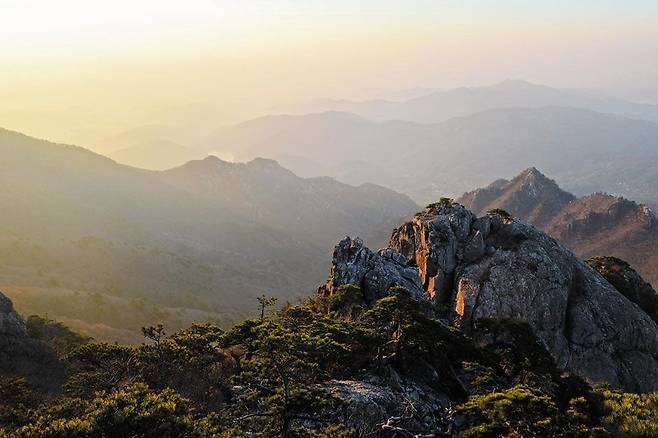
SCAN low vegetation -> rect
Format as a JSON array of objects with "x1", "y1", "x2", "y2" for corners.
[
  {"x1": 1, "y1": 286, "x2": 656, "y2": 436},
  {"x1": 486, "y1": 208, "x2": 513, "y2": 221}
]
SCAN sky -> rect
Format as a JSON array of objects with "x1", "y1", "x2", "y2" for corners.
[{"x1": 1, "y1": 0, "x2": 658, "y2": 147}]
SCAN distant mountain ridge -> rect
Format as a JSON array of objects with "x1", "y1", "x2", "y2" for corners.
[
  {"x1": 99, "y1": 81, "x2": 658, "y2": 207},
  {"x1": 282, "y1": 80, "x2": 658, "y2": 124},
  {"x1": 458, "y1": 168, "x2": 658, "y2": 286},
  {"x1": 198, "y1": 106, "x2": 658, "y2": 205}
]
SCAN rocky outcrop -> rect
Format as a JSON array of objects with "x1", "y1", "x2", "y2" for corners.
[
  {"x1": 546, "y1": 193, "x2": 657, "y2": 241},
  {"x1": 389, "y1": 204, "x2": 492, "y2": 304},
  {"x1": 587, "y1": 256, "x2": 658, "y2": 323},
  {"x1": 326, "y1": 378, "x2": 452, "y2": 435},
  {"x1": 319, "y1": 237, "x2": 425, "y2": 304},
  {"x1": 450, "y1": 218, "x2": 658, "y2": 392},
  {"x1": 320, "y1": 204, "x2": 658, "y2": 392}
]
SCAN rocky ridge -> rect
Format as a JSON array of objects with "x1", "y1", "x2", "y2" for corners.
[{"x1": 320, "y1": 203, "x2": 658, "y2": 392}]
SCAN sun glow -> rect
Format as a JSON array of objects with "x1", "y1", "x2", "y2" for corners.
[{"x1": 1, "y1": 0, "x2": 657, "y2": 146}]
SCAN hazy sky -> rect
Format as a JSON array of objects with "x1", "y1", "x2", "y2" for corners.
[{"x1": 2, "y1": 0, "x2": 658, "y2": 147}]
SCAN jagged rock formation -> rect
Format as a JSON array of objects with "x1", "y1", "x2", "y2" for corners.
[
  {"x1": 327, "y1": 379, "x2": 450, "y2": 435},
  {"x1": 389, "y1": 204, "x2": 493, "y2": 304},
  {"x1": 459, "y1": 168, "x2": 658, "y2": 287},
  {"x1": 320, "y1": 204, "x2": 658, "y2": 392},
  {"x1": 318, "y1": 237, "x2": 425, "y2": 304}
]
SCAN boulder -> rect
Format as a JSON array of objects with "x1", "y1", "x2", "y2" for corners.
[
  {"x1": 326, "y1": 378, "x2": 451, "y2": 435},
  {"x1": 318, "y1": 237, "x2": 425, "y2": 304}
]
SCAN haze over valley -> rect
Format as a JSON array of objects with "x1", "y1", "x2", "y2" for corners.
[
  {"x1": 0, "y1": 128, "x2": 416, "y2": 341},
  {"x1": 6, "y1": 76, "x2": 658, "y2": 343}
]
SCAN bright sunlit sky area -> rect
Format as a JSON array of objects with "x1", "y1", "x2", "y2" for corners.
[{"x1": 1, "y1": 0, "x2": 658, "y2": 146}]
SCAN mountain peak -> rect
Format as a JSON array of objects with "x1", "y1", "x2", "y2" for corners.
[
  {"x1": 522, "y1": 166, "x2": 542, "y2": 176},
  {"x1": 491, "y1": 79, "x2": 556, "y2": 92},
  {"x1": 510, "y1": 167, "x2": 569, "y2": 196},
  {"x1": 515, "y1": 167, "x2": 554, "y2": 185},
  {"x1": 201, "y1": 155, "x2": 229, "y2": 164},
  {"x1": 458, "y1": 168, "x2": 575, "y2": 226},
  {"x1": 194, "y1": 155, "x2": 233, "y2": 168}
]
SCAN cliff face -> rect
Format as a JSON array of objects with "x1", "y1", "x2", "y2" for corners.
[
  {"x1": 320, "y1": 204, "x2": 658, "y2": 392},
  {"x1": 318, "y1": 237, "x2": 426, "y2": 304}
]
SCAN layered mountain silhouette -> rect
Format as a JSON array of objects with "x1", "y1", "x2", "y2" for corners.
[
  {"x1": 96, "y1": 82, "x2": 658, "y2": 208},
  {"x1": 198, "y1": 107, "x2": 658, "y2": 205},
  {"x1": 282, "y1": 79, "x2": 658, "y2": 124},
  {"x1": 0, "y1": 128, "x2": 417, "y2": 340},
  {"x1": 458, "y1": 168, "x2": 658, "y2": 287}
]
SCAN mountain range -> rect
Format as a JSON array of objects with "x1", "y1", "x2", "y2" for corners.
[
  {"x1": 200, "y1": 106, "x2": 658, "y2": 205},
  {"x1": 458, "y1": 167, "x2": 658, "y2": 287},
  {"x1": 280, "y1": 79, "x2": 658, "y2": 124},
  {"x1": 99, "y1": 81, "x2": 658, "y2": 208},
  {"x1": 0, "y1": 128, "x2": 416, "y2": 341}
]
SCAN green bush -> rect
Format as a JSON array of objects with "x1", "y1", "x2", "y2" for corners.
[
  {"x1": 3, "y1": 288, "x2": 657, "y2": 437},
  {"x1": 597, "y1": 388, "x2": 658, "y2": 437},
  {"x1": 14, "y1": 384, "x2": 195, "y2": 438},
  {"x1": 327, "y1": 284, "x2": 365, "y2": 317},
  {"x1": 458, "y1": 384, "x2": 573, "y2": 437},
  {"x1": 486, "y1": 208, "x2": 512, "y2": 221}
]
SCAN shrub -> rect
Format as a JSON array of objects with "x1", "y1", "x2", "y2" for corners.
[
  {"x1": 328, "y1": 285, "x2": 365, "y2": 318},
  {"x1": 597, "y1": 388, "x2": 658, "y2": 437},
  {"x1": 14, "y1": 384, "x2": 195, "y2": 438},
  {"x1": 458, "y1": 384, "x2": 563, "y2": 437},
  {"x1": 426, "y1": 197, "x2": 455, "y2": 211},
  {"x1": 486, "y1": 208, "x2": 512, "y2": 221}
]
